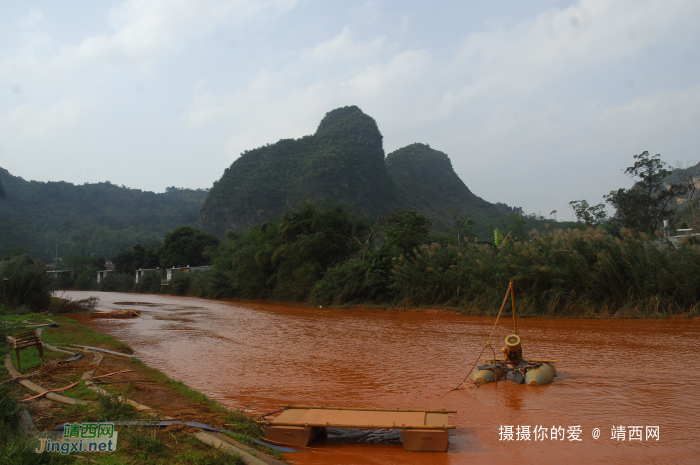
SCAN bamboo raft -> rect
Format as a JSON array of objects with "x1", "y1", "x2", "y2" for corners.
[
  {"x1": 258, "y1": 405, "x2": 456, "y2": 452},
  {"x1": 90, "y1": 310, "x2": 140, "y2": 319}
]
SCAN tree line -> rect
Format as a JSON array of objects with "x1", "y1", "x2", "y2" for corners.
[
  {"x1": 2, "y1": 151, "x2": 698, "y2": 317},
  {"x1": 569, "y1": 151, "x2": 700, "y2": 233}
]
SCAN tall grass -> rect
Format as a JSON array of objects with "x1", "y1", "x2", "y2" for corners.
[{"x1": 389, "y1": 227, "x2": 700, "y2": 317}]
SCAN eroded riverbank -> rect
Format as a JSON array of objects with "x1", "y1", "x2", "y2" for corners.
[{"x1": 63, "y1": 291, "x2": 699, "y2": 464}]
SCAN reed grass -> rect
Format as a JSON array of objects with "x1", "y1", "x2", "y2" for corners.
[{"x1": 388, "y1": 227, "x2": 700, "y2": 317}]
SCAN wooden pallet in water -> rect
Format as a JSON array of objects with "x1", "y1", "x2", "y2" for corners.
[
  {"x1": 258, "y1": 405, "x2": 456, "y2": 452},
  {"x1": 90, "y1": 310, "x2": 140, "y2": 319}
]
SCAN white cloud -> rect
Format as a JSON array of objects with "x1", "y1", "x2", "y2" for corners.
[
  {"x1": 184, "y1": 0, "x2": 700, "y2": 217},
  {"x1": 301, "y1": 27, "x2": 386, "y2": 66},
  {"x1": 187, "y1": 28, "x2": 397, "y2": 129},
  {"x1": 3, "y1": 99, "x2": 97, "y2": 137},
  {"x1": 68, "y1": 0, "x2": 297, "y2": 68},
  {"x1": 1, "y1": 0, "x2": 298, "y2": 80},
  {"x1": 18, "y1": 8, "x2": 44, "y2": 28},
  {"x1": 1, "y1": 0, "x2": 698, "y2": 216}
]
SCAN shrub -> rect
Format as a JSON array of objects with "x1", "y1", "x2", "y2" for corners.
[
  {"x1": 49, "y1": 296, "x2": 99, "y2": 313},
  {"x1": 134, "y1": 271, "x2": 161, "y2": 294},
  {"x1": 0, "y1": 255, "x2": 52, "y2": 311},
  {"x1": 390, "y1": 228, "x2": 700, "y2": 316},
  {"x1": 313, "y1": 257, "x2": 390, "y2": 305},
  {"x1": 53, "y1": 272, "x2": 75, "y2": 290},
  {"x1": 74, "y1": 270, "x2": 95, "y2": 290},
  {"x1": 0, "y1": 386, "x2": 73, "y2": 464},
  {"x1": 213, "y1": 202, "x2": 358, "y2": 301},
  {"x1": 168, "y1": 272, "x2": 192, "y2": 296},
  {"x1": 190, "y1": 269, "x2": 235, "y2": 299},
  {"x1": 98, "y1": 273, "x2": 134, "y2": 292}
]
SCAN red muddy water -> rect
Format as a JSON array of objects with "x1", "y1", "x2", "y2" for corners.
[{"x1": 63, "y1": 291, "x2": 699, "y2": 464}]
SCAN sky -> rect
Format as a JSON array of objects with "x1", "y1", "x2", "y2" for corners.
[{"x1": 1, "y1": 0, "x2": 699, "y2": 222}]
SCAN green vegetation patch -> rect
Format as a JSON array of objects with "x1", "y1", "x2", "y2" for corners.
[{"x1": 1, "y1": 314, "x2": 273, "y2": 464}]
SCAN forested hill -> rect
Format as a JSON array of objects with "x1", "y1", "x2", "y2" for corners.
[
  {"x1": 199, "y1": 106, "x2": 509, "y2": 237},
  {"x1": 386, "y1": 143, "x2": 507, "y2": 224},
  {"x1": 0, "y1": 167, "x2": 208, "y2": 262},
  {"x1": 199, "y1": 106, "x2": 396, "y2": 237}
]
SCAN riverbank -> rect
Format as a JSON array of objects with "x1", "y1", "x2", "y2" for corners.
[
  {"x1": 52, "y1": 289, "x2": 700, "y2": 320},
  {"x1": 0, "y1": 313, "x2": 285, "y2": 464}
]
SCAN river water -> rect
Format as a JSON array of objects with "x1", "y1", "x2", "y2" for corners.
[{"x1": 62, "y1": 291, "x2": 699, "y2": 464}]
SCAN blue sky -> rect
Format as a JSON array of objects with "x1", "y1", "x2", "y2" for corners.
[{"x1": 1, "y1": 0, "x2": 698, "y2": 221}]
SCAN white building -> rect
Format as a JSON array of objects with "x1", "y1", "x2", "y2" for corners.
[
  {"x1": 96, "y1": 269, "x2": 113, "y2": 283},
  {"x1": 162, "y1": 265, "x2": 212, "y2": 285}
]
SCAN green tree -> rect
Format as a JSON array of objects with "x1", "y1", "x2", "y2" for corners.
[
  {"x1": 569, "y1": 200, "x2": 608, "y2": 227},
  {"x1": 112, "y1": 244, "x2": 160, "y2": 274},
  {"x1": 63, "y1": 255, "x2": 104, "y2": 289},
  {"x1": 379, "y1": 208, "x2": 432, "y2": 256},
  {"x1": 605, "y1": 151, "x2": 677, "y2": 233},
  {"x1": 671, "y1": 161, "x2": 700, "y2": 232},
  {"x1": 156, "y1": 226, "x2": 220, "y2": 269},
  {"x1": 450, "y1": 213, "x2": 477, "y2": 243},
  {"x1": 0, "y1": 255, "x2": 53, "y2": 311},
  {"x1": 71, "y1": 225, "x2": 97, "y2": 257},
  {"x1": 498, "y1": 213, "x2": 528, "y2": 241},
  {"x1": 350, "y1": 214, "x2": 382, "y2": 262},
  {"x1": 0, "y1": 218, "x2": 33, "y2": 257},
  {"x1": 271, "y1": 203, "x2": 356, "y2": 299}
]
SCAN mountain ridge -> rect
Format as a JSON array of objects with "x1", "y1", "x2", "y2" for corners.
[
  {"x1": 0, "y1": 167, "x2": 208, "y2": 262},
  {"x1": 199, "y1": 106, "x2": 509, "y2": 236}
]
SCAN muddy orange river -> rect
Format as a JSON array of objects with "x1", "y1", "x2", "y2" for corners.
[{"x1": 62, "y1": 291, "x2": 698, "y2": 464}]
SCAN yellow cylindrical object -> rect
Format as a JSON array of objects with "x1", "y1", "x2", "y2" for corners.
[{"x1": 504, "y1": 334, "x2": 522, "y2": 363}]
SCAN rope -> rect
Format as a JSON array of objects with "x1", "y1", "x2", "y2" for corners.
[{"x1": 450, "y1": 281, "x2": 512, "y2": 393}]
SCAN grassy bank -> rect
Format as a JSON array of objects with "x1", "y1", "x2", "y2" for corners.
[{"x1": 1, "y1": 313, "x2": 281, "y2": 464}]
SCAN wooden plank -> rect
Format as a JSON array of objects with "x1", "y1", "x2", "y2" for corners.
[
  {"x1": 482, "y1": 358, "x2": 563, "y2": 363},
  {"x1": 279, "y1": 404, "x2": 456, "y2": 414},
  {"x1": 297, "y1": 409, "x2": 425, "y2": 428},
  {"x1": 274, "y1": 409, "x2": 309, "y2": 423},
  {"x1": 425, "y1": 413, "x2": 449, "y2": 426},
  {"x1": 265, "y1": 426, "x2": 322, "y2": 447},
  {"x1": 259, "y1": 421, "x2": 454, "y2": 430},
  {"x1": 401, "y1": 429, "x2": 449, "y2": 452}
]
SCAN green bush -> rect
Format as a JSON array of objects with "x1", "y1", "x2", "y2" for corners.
[
  {"x1": 313, "y1": 257, "x2": 390, "y2": 305},
  {"x1": 97, "y1": 272, "x2": 134, "y2": 292},
  {"x1": 74, "y1": 271, "x2": 95, "y2": 290},
  {"x1": 53, "y1": 273, "x2": 75, "y2": 290},
  {"x1": 213, "y1": 202, "x2": 359, "y2": 301},
  {"x1": 168, "y1": 272, "x2": 192, "y2": 296},
  {"x1": 0, "y1": 386, "x2": 73, "y2": 464},
  {"x1": 134, "y1": 271, "x2": 161, "y2": 294},
  {"x1": 96, "y1": 394, "x2": 137, "y2": 421},
  {"x1": 214, "y1": 223, "x2": 282, "y2": 299},
  {"x1": 0, "y1": 387, "x2": 20, "y2": 431},
  {"x1": 190, "y1": 269, "x2": 235, "y2": 299},
  {"x1": 389, "y1": 227, "x2": 700, "y2": 316},
  {"x1": 0, "y1": 255, "x2": 52, "y2": 311}
]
